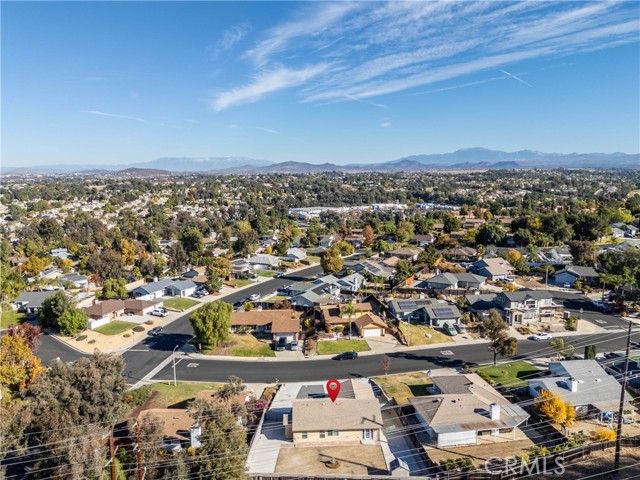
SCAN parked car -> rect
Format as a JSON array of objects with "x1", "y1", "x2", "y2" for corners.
[
  {"x1": 290, "y1": 340, "x2": 299, "y2": 351},
  {"x1": 563, "y1": 283, "x2": 571, "y2": 288},
  {"x1": 249, "y1": 293, "x2": 260, "y2": 301},
  {"x1": 454, "y1": 323, "x2": 467, "y2": 334},
  {"x1": 275, "y1": 337, "x2": 287, "y2": 351},
  {"x1": 442, "y1": 322, "x2": 458, "y2": 336},
  {"x1": 233, "y1": 300, "x2": 245, "y2": 309},
  {"x1": 276, "y1": 272, "x2": 284, "y2": 278},
  {"x1": 150, "y1": 309, "x2": 168, "y2": 317},
  {"x1": 148, "y1": 326, "x2": 163, "y2": 336},
  {"x1": 192, "y1": 292, "x2": 204, "y2": 298},
  {"x1": 529, "y1": 332, "x2": 553, "y2": 341},
  {"x1": 333, "y1": 351, "x2": 358, "y2": 361}
]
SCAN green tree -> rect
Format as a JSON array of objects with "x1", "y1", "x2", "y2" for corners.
[
  {"x1": 476, "y1": 223, "x2": 506, "y2": 246},
  {"x1": 568, "y1": 240, "x2": 596, "y2": 266},
  {"x1": 99, "y1": 278, "x2": 128, "y2": 299},
  {"x1": 417, "y1": 243, "x2": 440, "y2": 268},
  {"x1": 218, "y1": 375, "x2": 246, "y2": 402},
  {"x1": 168, "y1": 242, "x2": 189, "y2": 272},
  {"x1": 26, "y1": 353, "x2": 126, "y2": 479},
  {"x1": 335, "y1": 240, "x2": 355, "y2": 256},
  {"x1": 210, "y1": 257, "x2": 232, "y2": 279},
  {"x1": 342, "y1": 303, "x2": 356, "y2": 341},
  {"x1": 57, "y1": 309, "x2": 88, "y2": 336},
  {"x1": 190, "y1": 301, "x2": 232, "y2": 347},
  {"x1": 180, "y1": 227, "x2": 205, "y2": 261},
  {"x1": 395, "y1": 221, "x2": 415, "y2": 243},
  {"x1": 443, "y1": 215, "x2": 461, "y2": 234},
  {"x1": 584, "y1": 344, "x2": 597, "y2": 360},
  {"x1": 190, "y1": 401, "x2": 248, "y2": 480},
  {"x1": 394, "y1": 259, "x2": 415, "y2": 284},
  {"x1": 320, "y1": 246, "x2": 344, "y2": 274},
  {"x1": 550, "y1": 338, "x2": 574, "y2": 359},
  {"x1": 38, "y1": 290, "x2": 75, "y2": 329},
  {"x1": 482, "y1": 310, "x2": 518, "y2": 365},
  {"x1": 86, "y1": 248, "x2": 124, "y2": 281},
  {"x1": 372, "y1": 239, "x2": 391, "y2": 252}
]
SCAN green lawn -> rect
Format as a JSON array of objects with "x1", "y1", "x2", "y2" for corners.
[
  {"x1": 306, "y1": 255, "x2": 321, "y2": 264},
  {"x1": 94, "y1": 320, "x2": 137, "y2": 336},
  {"x1": 372, "y1": 372, "x2": 433, "y2": 404},
  {"x1": 475, "y1": 361, "x2": 542, "y2": 387},
  {"x1": 316, "y1": 339, "x2": 370, "y2": 355},
  {"x1": 205, "y1": 334, "x2": 276, "y2": 357},
  {"x1": 257, "y1": 270, "x2": 278, "y2": 278},
  {"x1": 146, "y1": 382, "x2": 223, "y2": 409},
  {"x1": 399, "y1": 322, "x2": 453, "y2": 346},
  {"x1": 226, "y1": 279, "x2": 253, "y2": 288},
  {"x1": 1, "y1": 310, "x2": 26, "y2": 329},
  {"x1": 265, "y1": 295, "x2": 289, "y2": 303},
  {"x1": 163, "y1": 298, "x2": 200, "y2": 311}
]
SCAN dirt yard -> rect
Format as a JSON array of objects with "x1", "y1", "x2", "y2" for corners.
[
  {"x1": 526, "y1": 447, "x2": 640, "y2": 479},
  {"x1": 275, "y1": 444, "x2": 388, "y2": 476}
]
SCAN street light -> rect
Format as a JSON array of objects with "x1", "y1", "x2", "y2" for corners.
[{"x1": 172, "y1": 345, "x2": 179, "y2": 386}]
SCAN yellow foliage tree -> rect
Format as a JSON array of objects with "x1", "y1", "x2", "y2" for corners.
[
  {"x1": 120, "y1": 238, "x2": 136, "y2": 265},
  {"x1": 0, "y1": 335, "x2": 42, "y2": 389},
  {"x1": 536, "y1": 389, "x2": 575, "y2": 426},
  {"x1": 25, "y1": 254, "x2": 47, "y2": 277},
  {"x1": 593, "y1": 428, "x2": 616, "y2": 442}
]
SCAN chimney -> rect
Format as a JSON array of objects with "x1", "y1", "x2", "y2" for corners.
[
  {"x1": 490, "y1": 403, "x2": 500, "y2": 421},
  {"x1": 570, "y1": 378, "x2": 578, "y2": 392},
  {"x1": 190, "y1": 422, "x2": 202, "y2": 449},
  {"x1": 283, "y1": 413, "x2": 288, "y2": 426}
]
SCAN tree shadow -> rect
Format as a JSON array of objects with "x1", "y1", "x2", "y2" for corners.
[{"x1": 142, "y1": 333, "x2": 193, "y2": 352}]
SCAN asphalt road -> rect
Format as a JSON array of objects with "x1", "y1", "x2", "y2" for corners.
[
  {"x1": 35, "y1": 265, "x2": 637, "y2": 387},
  {"x1": 152, "y1": 330, "x2": 640, "y2": 384}
]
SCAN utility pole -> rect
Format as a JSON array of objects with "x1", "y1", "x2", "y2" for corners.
[
  {"x1": 135, "y1": 421, "x2": 143, "y2": 480},
  {"x1": 109, "y1": 429, "x2": 117, "y2": 480},
  {"x1": 614, "y1": 320, "x2": 633, "y2": 473},
  {"x1": 172, "y1": 345, "x2": 179, "y2": 386}
]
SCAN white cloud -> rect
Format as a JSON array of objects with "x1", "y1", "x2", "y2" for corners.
[
  {"x1": 380, "y1": 121, "x2": 391, "y2": 128},
  {"x1": 257, "y1": 127, "x2": 280, "y2": 135},
  {"x1": 210, "y1": 64, "x2": 328, "y2": 111},
  {"x1": 217, "y1": 23, "x2": 250, "y2": 52}
]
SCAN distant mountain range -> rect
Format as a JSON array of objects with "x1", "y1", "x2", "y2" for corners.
[{"x1": 2, "y1": 148, "x2": 638, "y2": 176}]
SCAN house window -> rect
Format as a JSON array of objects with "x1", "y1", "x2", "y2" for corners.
[
  {"x1": 319, "y1": 431, "x2": 326, "y2": 438},
  {"x1": 301, "y1": 432, "x2": 308, "y2": 439},
  {"x1": 362, "y1": 429, "x2": 374, "y2": 441},
  {"x1": 328, "y1": 430, "x2": 339, "y2": 437}
]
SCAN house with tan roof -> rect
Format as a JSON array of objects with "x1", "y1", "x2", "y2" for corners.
[
  {"x1": 470, "y1": 257, "x2": 514, "y2": 281},
  {"x1": 286, "y1": 379, "x2": 383, "y2": 446},
  {"x1": 137, "y1": 409, "x2": 202, "y2": 453},
  {"x1": 353, "y1": 312, "x2": 388, "y2": 337},
  {"x1": 387, "y1": 247, "x2": 421, "y2": 261},
  {"x1": 409, "y1": 373, "x2": 529, "y2": 448},
  {"x1": 320, "y1": 302, "x2": 375, "y2": 328},
  {"x1": 230, "y1": 309, "x2": 300, "y2": 342}
]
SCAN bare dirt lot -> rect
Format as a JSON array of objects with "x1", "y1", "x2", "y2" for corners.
[{"x1": 525, "y1": 447, "x2": 640, "y2": 479}]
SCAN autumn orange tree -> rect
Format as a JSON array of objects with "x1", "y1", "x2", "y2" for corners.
[
  {"x1": 536, "y1": 389, "x2": 576, "y2": 426},
  {"x1": 0, "y1": 335, "x2": 44, "y2": 392}
]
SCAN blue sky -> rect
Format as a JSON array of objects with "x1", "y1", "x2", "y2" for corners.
[{"x1": 3, "y1": 1, "x2": 639, "y2": 167}]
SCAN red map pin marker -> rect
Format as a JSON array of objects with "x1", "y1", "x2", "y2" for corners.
[{"x1": 326, "y1": 379, "x2": 341, "y2": 403}]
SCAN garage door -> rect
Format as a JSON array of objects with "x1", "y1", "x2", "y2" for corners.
[
  {"x1": 276, "y1": 333, "x2": 296, "y2": 342},
  {"x1": 363, "y1": 328, "x2": 382, "y2": 337}
]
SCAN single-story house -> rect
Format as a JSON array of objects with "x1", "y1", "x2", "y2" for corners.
[
  {"x1": 425, "y1": 272, "x2": 486, "y2": 290},
  {"x1": 58, "y1": 273, "x2": 89, "y2": 288},
  {"x1": 12, "y1": 290, "x2": 57, "y2": 313},
  {"x1": 320, "y1": 302, "x2": 375, "y2": 328},
  {"x1": 352, "y1": 260, "x2": 395, "y2": 280},
  {"x1": 231, "y1": 309, "x2": 300, "y2": 342},
  {"x1": 410, "y1": 373, "x2": 529, "y2": 447},
  {"x1": 50, "y1": 248, "x2": 72, "y2": 260},
  {"x1": 470, "y1": 258, "x2": 514, "y2": 281},
  {"x1": 247, "y1": 254, "x2": 280, "y2": 271},
  {"x1": 611, "y1": 227, "x2": 626, "y2": 238},
  {"x1": 287, "y1": 379, "x2": 383, "y2": 446},
  {"x1": 387, "y1": 299, "x2": 434, "y2": 321},
  {"x1": 443, "y1": 247, "x2": 478, "y2": 262},
  {"x1": 284, "y1": 247, "x2": 307, "y2": 262},
  {"x1": 611, "y1": 223, "x2": 638, "y2": 237},
  {"x1": 412, "y1": 234, "x2": 435, "y2": 247},
  {"x1": 353, "y1": 313, "x2": 388, "y2": 337},
  {"x1": 463, "y1": 218, "x2": 485, "y2": 229},
  {"x1": 319, "y1": 234, "x2": 335, "y2": 248},
  {"x1": 336, "y1": 273, "x2": 366, "y2": 293},
  {"x1": 182, "y1": 267, "x2": 206, "y2": 279},
  {"x1": 40, "y1": 268, "x2": 63, "y2": 280},
  {"x1": 554, "y1": 265, "x2": 599, "y2": 287},
  {"x1": 124, "y1": 299, "x2": 160, "y2": 316},
  {"x1": 131, "y1": 279, "x2": 175, "y2": 300},
  {"x1": 528, "y1": 360, "x2": 634, "y2": 421},
  {"x1": 165, "y1": 279, "x2": 197, "y2": 297},
  {"x1": 418, "y1": 304, "x2": 462, "y2": 328},
  {"x1": 231, "y1": 259, "x2": 251, "y2": 278},
  {"x1": 387, "y1": 248, "x2": 421, "y2": 262},
  {"x1": 84, "y1": 299, "x2": 126, "y2": 329},
  {"x1": 137, "y1": 409, "x2": 202, "y2": 453}
]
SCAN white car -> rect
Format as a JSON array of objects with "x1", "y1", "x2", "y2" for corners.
[
  {"x1": 249, "y1": 293, "x2": 260, "y2": 301},
  {"x1": 150, "y1": 309, "x2": 168, "y2": 317},
  {"x1": 529, "y1": 332, "x2": 553, "y2": 341}
]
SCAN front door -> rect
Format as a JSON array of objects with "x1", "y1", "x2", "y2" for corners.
[{"x1": 362, "y1": 429, "x2": 374, "y2": 441}]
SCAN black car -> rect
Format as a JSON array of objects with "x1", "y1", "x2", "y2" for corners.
[
  {"x1": 148, "y1": 326, "x2": 163, "y2": 336},
  {"x1": 333, "y1": 351, "x2": 358, "y2": 361}
]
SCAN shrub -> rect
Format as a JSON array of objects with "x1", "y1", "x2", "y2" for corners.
[
  {"x1": 303, "y1": 318, "x2": 313, "y2": 329},
  {"x1": 88, "y1": 339, "x2": 96, "y2": 344},
  {"x1": 123, "y1": 333, "x2": 131, "y2": 338},
  {"x1": 122, "y1": 384, "x2": 153, "y2": 407},
  {"x1": 133, "y1": 326, "x2": 145, "y2": 332},
  {"x1": 528, "y1": 445, "x2": 550, "y2": 457},
  {"x1": 593, "y1": 428, "x2": 616, "y2": 442},
  {"x1": 144, "y1": 320, "x2": 154, "y2": 325},
  {"x1": 75, "y1": 335, "x2": 88, "y2": 341},
  {"x1": 334, "y1": 325, "x2": 344, "y2": 333}
]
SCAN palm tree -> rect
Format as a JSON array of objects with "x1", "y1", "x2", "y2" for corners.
[{"x1": 342, "y1": 303, "x2": 356, "y2": 340}]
